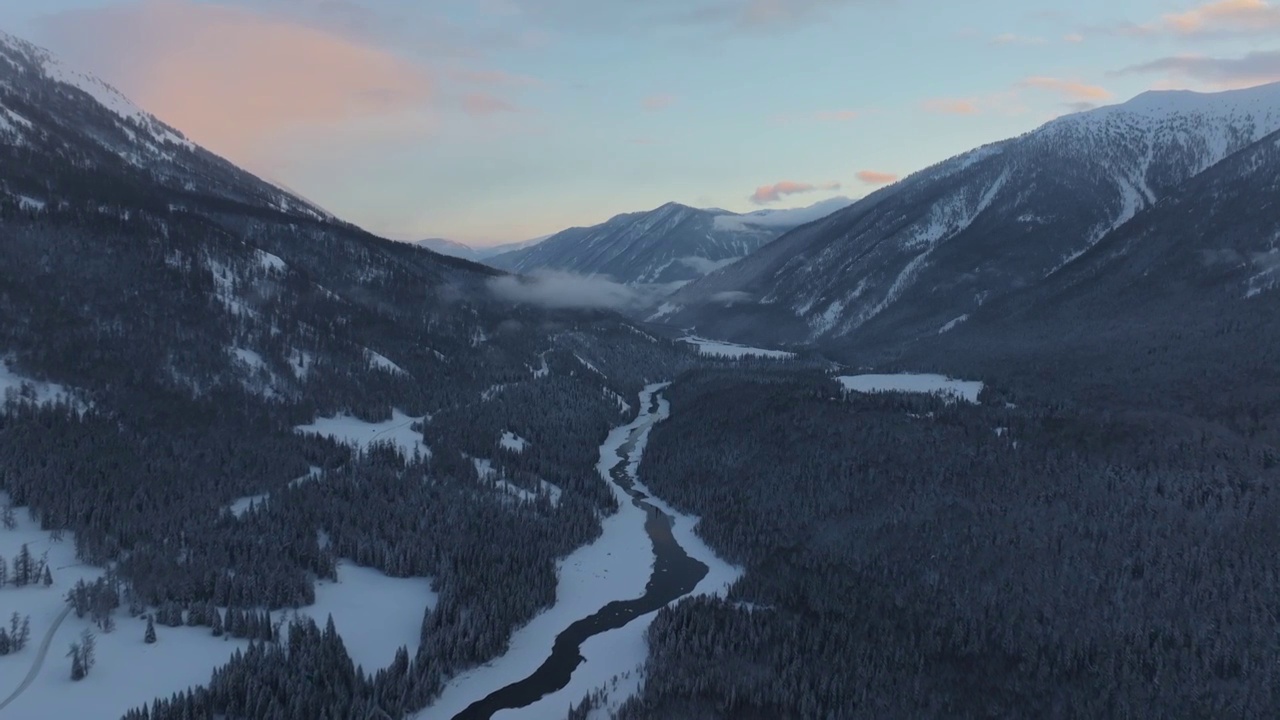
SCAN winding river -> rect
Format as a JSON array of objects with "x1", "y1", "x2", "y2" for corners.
[{"x1": 451, "y1": 388, "x2": 711, "y2": 720}]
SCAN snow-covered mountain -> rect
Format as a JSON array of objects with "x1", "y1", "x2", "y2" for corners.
[
  {"x1": 487, "y1": 198, "x2": 851, "y2": 291},
  {"x1": 0, "y1": 30, "x2": 333, "y2": 222},
  {"x1": 415, "y1": 236, "x2": 549, "y2": 262},
  {"x1": 659, "y1": 82, "x2": 1280, "y2": 347}
]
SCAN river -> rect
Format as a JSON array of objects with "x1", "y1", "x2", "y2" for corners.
[{"x1": 448, "y1": 385, "x2": 717, "y2": 719}]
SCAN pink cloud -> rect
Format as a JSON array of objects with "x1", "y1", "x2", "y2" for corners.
[
  {"x1": 1159, "y1": 0, "x2": 1280, "y2": 35},
  {"x1": 814, "y1": 109, "x2": 860, "y2": 122},
  {"x1": 750, "y1": 180, "x2": 841, "y2": 205},
  {"x1": 462, "y1": 92, "x2": 519, "y2": 116},
  {"x1": 856, "y1": 170, "x2": 898, "y2": 185},
  {"x1": 643, "y1": 94, "x2": 677, "y2": 111},
  {"x1": 1017, "y1": 76, "x2": 1112, "y2": 102},
  {"x1": 921, "y1": 98, "x2": 980, "y2": 115},
  {"x1": 38, "y1": 0, "x2": 434, "y2": 164}
]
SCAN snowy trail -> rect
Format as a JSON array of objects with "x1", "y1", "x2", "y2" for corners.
[
  {"x1": 0, "y1": 604, "x2": 72, "y2": 714},
  {"x1": 422, "y1": 384, "x2": 741, "y2": 720}
]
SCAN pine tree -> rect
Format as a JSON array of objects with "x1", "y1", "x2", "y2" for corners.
[
  {"x1": 69, "y1": 642, "x2": 85, "y2": 681},
  {"x1": 80, "y1": 629, "x2": 96, "y2": 673},
  {"x1": 210, "y1": 608, "x2": 223, "y2": 638},
  {"x1": 0, "y1": 555, "x2": 7, "y2": 586},
  {"x1": 42, "y1": 565, "x2": 52, "y2": 586},
  {"x1": 13, "y1": 544, "x2": 32, "y2": 586},
  {"x1": 144, "y1": 616, "x2": 157, "y2": 644},
  {"x1": 0, "y1": 628, "x2": 10, "y2": 655},
  {"x1": 1, "y1": 503, "x2": 15, "y2": 531},
  {"x1": 17, "y1": 616, "x2": 29, "y2": 651}
]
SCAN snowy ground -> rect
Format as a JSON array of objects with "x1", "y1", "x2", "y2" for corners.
[
  {"x1": 0, "y1": 361, "x2": 77, "y2": 409},
  {"x1": 500, "y1": 431, "x2": 528, "y2": 453},
  {"x1": 420, "y1": 384, "x2": 742, "y2": 719},
  {"x1": 502, "y1": 388, "x2": 742, "y2": 719},
  {"x1": 295, "y1": 410, "x2": 429, "y2": 458},
  {"x1": 0, "y1": 492, "x2": 436, "y2": 719},
  {"x1": 837, "y1": 373, "x2": 984, "y2": 404},
  {"x1": 679, "y1": 335, "x2": 795, "y2": 360},
  {"x1": 286, "y1": 562, "x2": 436, "y2": 673},
  {"x1": 0, "y1": 493, "x2": 250, "y2": 720}
]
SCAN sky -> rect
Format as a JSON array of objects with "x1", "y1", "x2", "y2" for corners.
[{"x1": 1, "y1": 0, "x2": 1278, "y2": 245}]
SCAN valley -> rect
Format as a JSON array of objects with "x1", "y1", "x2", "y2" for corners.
[{"x1": 1, "y1": 16, "x2": 1279, "y2": 720}]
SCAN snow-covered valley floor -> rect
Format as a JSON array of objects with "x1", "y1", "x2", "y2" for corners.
[
  {"x1": 0, "y1": 492, "x2": 436, "y2": 719},
  {"x1": 421, "y1": 384, "x2": 741, "y2": 719}
]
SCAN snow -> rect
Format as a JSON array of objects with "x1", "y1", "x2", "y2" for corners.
[
  {"x1": 838, "y1": 373, "x2": 984, "y2": 404},
  {"x1": 365, "y1": 349, "x2": 407, "y2": 376},
  {"x1": 230, "y1": 347, "x2": 266, "y2": 371},
  {"x1": 284, "y1": 561, "x2": 436, "y2": 673},
  {"x1": 227, "y1": 493, "x2": 269, "y2": 518},
  {"x1": 295, "y1": 410, "x2": 429, "y2": 459},
  {"x1": 422, "y1": 384, "x2": 740, "y2": 719},
  {"x1": 0, "y1": 487, "x2": 435, "y2": 719},
  {"x1": 0, "y1": 493, "x2": 253, "y2": 720},
  {"x1": 500, "y1": 431, "x2": 528, "y2": 453},
  {"x1": 0, "y1": 361, "x2": 78, "y2": 410},
  {"x1": 16, "y1": 195, "x2": 44, "y2": 211},
  {"x1": 712, "y1": 197, "x2": 852, "y2": 232},
  {"x1": 938, "y1": 314, "x2": 970, "y2": 334},
  {"x1": 679, "y1": 335, "x2": 795, "y2": 360},
  {"x1": 256, "y1": 250, "x2": 286, "y2": 272}
]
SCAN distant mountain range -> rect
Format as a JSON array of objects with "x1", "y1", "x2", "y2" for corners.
[
  {"x1": 658, "y1": 83, "x2": 1280, "y2": 348},
  {"x1": 414, "y1": 236, "x2": 547, "y2": 262},
  {"x1": 483, "y1": 197, "x2": 852, "y2": 291}
]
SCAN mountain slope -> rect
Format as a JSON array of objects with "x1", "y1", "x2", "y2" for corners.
[
  {"x1": 0, "y1": 30, "x2": 703, "y2": 720},
  {"x1": 487, "y1": 198, "x2": 851, "y2": 290},
  {"x1": 661, "y1": 83, "x2": 1280, "y2": 346}
]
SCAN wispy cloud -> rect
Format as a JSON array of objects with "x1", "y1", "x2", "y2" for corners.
[
  {"x1": 1114, "y1": 50, "x2": 1280, "y2": 88},
  {"x1": 1097, "y1": 0, "x2": 1280, "y2": 38},
  {"x1": 1017, "y1": 76, "x2": 1112, "y2": 102},
  {"x1": 814, "y1": 109, "x2": 861, "y2": 122},
  {"x1": 38, "y1": 0, "x2": 434, "y2": 163},
  {"x1": 991, "y1": 32, "x2": 1045, "y2": 45},
  {"x1": 487, "y1": 270, "x2": 650, "y2": 310},
  {"x1": 750, "y1": 180, "x2": 841, "y2": 205},
  {"x1": 856, "y1": 170, "x2": 898, "y2": 185},
  {"x1": 643, "y1": 94, "x2": 677, "y2": 111},
  {"x1": 921, "y1": 98, "x2": 980, "y2": 115},
  {"x1": 1157, "y1": 0, "x2": 1280, "y2": 36},
  {"x1": 462, "y1": 92, "x2": 519, "y2": 116}
]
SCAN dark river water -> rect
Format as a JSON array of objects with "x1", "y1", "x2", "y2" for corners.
[{"x1": 452, "y1": 392, "x2": 708, "y2": 719}]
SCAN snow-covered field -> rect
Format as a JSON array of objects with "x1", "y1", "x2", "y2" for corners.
[
  {"x1": 0, "y1": 493, "x2": 249, "y2": 720},
  {"x1": 679, "y1": 335, "x2": 795, "y2": 360},
  {"x1": 289, "y1": 562, "x2": 436, "y2": 672},
  {"x1": 0, "y1": 361, "x2": 76, "y2": 408},
  {"x1": 838, "y1": 373, "x2": 983, "y2": 403},
  {"x1": 500, "y1": 431, "x2": 528, "y2": 453},
  {"x1": 0, "y1": 492, "x2": 435, "y2": 719},
  {"x1": 421, "y1": 384, "x2": 741, "y2": 719},
  {"x1": 296, "y1": 410, "x2": 429, "y2": 458}
]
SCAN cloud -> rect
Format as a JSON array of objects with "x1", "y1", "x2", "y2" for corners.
[
  {"x1": 487, "y1": 270, "x2": 647, "y2": 310},
  {"x1": 1115, "y1": 50, "x2": 1280, "y2": 88},
  {"x1": 814, "y1": 109, "x2": 860, "y2": 121},
  {"x1": 921, "y1": 98, "x2": 980, "y2": 115},
  {"x1": 991, "y1": 33, "x2": 1045, "y2": 45},
  {"x1": 462, "y1": 92, "x2": 519, "y2": 116},
  {"x1": 677, "y1": 0, "x2": 860, "y2": 30},
  {"x1": 711, "y1": 290, "x2": 754, "y2": 304},
  {"x1": 1157, "y1": 0, "x2": 1280, "y2": 36},
  {"x1": 1063, "y1": 32, "x2": 1085, "y2": 43},
  {"x1": 37, "y1": 0, "x2": 436, "y2": 164},
  {"x1": 643, "y1": 94, "x2": 677, "y2": 110},
  {"x1": 856, "y1": 170, "x2": 898, "y2": 185},
  {"x1": 750, "y1": 180, "x2": 841, "y2": 205},
  {"x1": 1017, "y1": 76, "x2": 1112, "y2": 102}
]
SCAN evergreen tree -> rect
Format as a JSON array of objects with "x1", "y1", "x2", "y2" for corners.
[
  {"x1": 80, "y1": 629, "x2": 96, "y2": 673},
  {"x1": 0, "y1": 628, "x2": 10, "y2": 655},
  {"x1": 144, "y1": 616, "x2": 157, "y2": 644},
  {"x1": 13, "y1": 544, "x2": 32, "y2": 586},
  {"x1": 42, "y1": 565, "x2": 52, "y2": 586},
  {"x1": 209, "y1": 608, "x2": 223, "y2": 638},
  {"x1": 68, "y1": 642, "x2": 85, "y2": 681}
]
